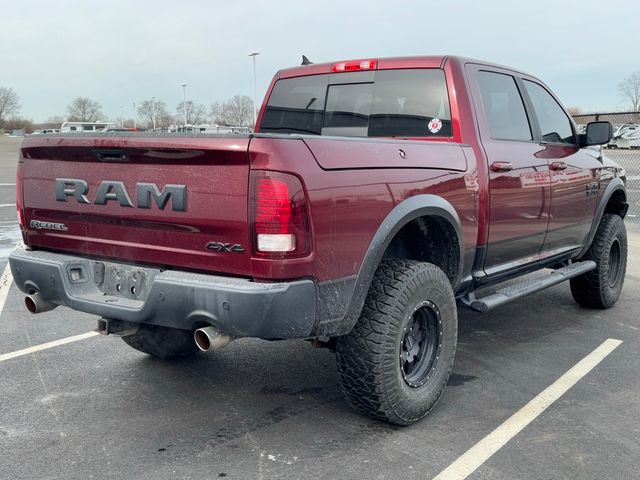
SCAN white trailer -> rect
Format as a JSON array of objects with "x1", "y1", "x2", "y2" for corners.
[{"x1": 60, "y1": 122, "x2": 117, "y2": 133}]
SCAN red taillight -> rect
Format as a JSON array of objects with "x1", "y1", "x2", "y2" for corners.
[
  {"x1": 250, "y1": 171, "x2": 310, "y2": 256},
  {"x1": 331, "y1": 59, "x2": 377, "y2": 73},
  {"x1": 16, "y1": 165, "x2": 24, "y2": 228}
]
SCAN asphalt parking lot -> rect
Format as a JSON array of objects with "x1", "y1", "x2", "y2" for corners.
[{"x1": 1, "y1": 136, "x2": 639, "y2": 480}]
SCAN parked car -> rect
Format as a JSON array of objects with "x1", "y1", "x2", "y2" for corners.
[{"x1": 609, "y1": 123, "x2": 640, "y2": 148}]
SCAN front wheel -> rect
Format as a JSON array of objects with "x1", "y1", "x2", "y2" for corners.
[
  {"x1": 570, "y1": 214, "x2": 627, "y2": 308},
  {"x1": 121, "y1": 324, "x2": 200, "y2": 360},
  {"x1": 335, "y1": 260, "x2": 457, "y2": 425}
]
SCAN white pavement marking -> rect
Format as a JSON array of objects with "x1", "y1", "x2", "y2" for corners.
[
  {"x1": 0, "y1": 263, "x2": 99, "y2": 362},
  {"x1": 433, "y1": 338, "x2": 623, "y2": 480},
  {"x1": 0, "y1": 331, "x2": 100, "y2": 362},
  {"x1": 0, "y1": 263, "x2": 13, "y2": 316},
  {"x1": 0, "y1": 183, "x2": 16, "y2": 186},
  {"x1": 0, "y1": 203, "x2": 16, "y2": 207}
]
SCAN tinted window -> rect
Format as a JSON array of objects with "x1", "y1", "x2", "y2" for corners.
[
  {"x1": 322, "y1": 83, "x2": 373, "y2": 136},
  {"x1": 261, "y1": 68, "x2": 452, "y2": 138},
  {"x1": 261, "y1": 75, "x2": 328, "y2": 135},
  {"x1": 369, "y1": 69, "x2": 451, "y2": 137},
  {"x1": 523, "y1": 80, "x2": 575, "y2": 144},
  {"x1": 477, "y1": 71, "x2": 532, "y2": 141}
]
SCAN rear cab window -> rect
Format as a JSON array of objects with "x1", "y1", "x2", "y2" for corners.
[{"x1": 260, "y1": 69, "x2": 452, "y2": 138}]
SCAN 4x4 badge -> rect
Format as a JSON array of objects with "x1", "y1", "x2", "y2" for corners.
[{"x1": 206, "y1": 242, "x2": 245, "y2": 253}]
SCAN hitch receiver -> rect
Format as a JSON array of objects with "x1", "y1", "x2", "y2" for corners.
[{"x1": 97, "y1": 318, "x2": 139, "y2": 337}]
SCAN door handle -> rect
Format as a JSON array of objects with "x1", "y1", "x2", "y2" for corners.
[
  {"x1": 549, "y1": 161, "x2": 567, "y2": 171},
  {"x1": 490, "y1": 161, "x2": 513, "y2": 172}
]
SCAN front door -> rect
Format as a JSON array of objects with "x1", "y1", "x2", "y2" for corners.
[{"x1": 520, "y1": 78, "x2": 600, "y2": 254}]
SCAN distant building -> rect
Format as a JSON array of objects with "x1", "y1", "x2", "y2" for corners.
[{"x1": 168, "y1": 124, "x2": 251, "y2": 134}]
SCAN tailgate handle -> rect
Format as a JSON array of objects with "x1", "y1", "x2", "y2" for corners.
[{"x1": 92, "y1": 148, "x2": 129, "y2": 162}]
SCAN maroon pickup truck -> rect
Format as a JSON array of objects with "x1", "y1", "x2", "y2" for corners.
[{"x1": 10, "y1": 56, "x2": 628, "y2": 425}]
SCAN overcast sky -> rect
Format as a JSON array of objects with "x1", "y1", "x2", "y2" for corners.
[{"x1": 2, "y1": 0, "x2": 638, "y2": 123}]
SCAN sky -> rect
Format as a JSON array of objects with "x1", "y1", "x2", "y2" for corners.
[{"x1": 1, "y1": 0, "x2": 639, "y2": 123}]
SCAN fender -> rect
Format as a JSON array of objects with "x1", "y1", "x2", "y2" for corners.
[
  {"x1": 314, "y1": 195, "x2": 464, "y2": 337},
  {"x1": 577, "y1": 177, "x2": 627, "y2": 258}
]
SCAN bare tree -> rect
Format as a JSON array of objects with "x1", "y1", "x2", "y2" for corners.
[
  {"x1": 176, "y1": 100, "x2": 207, "y2": 125},
  {"x1": 67, "y1": 97, "x2": 103, "y2": 122},
  {"x1": 210, "y1": 101, "x2": 224, "y2": 124},
  {"x1": 617, "y1": 72, "x2": 640, "y2": 112},
  {"x1": 566, "y1": 106, "x2": 582, "y2": 116},
  {"x1": 137, "y1": 98, "x2": 171, "y2": 130},
  {"x1": 2, "y1": 116, "x2": 34, "y2": 133},
  {"x1": 0, "y1": 87, "x2": 20, "y2": 127},
  {"x1": 45, "y1": 115, "x2": 65, "y2": 126},
  {"x1": 218, "y1": 95, "x2": 254, "y2": 127}
]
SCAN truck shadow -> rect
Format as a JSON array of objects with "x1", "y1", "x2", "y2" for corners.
[{"x1": 107, "y1": 283, "x2": 590, "y2": 464}]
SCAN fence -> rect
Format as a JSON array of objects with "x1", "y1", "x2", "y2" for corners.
[{"x1": 572, "y1": 111, "x2": 640, "y2": 224}]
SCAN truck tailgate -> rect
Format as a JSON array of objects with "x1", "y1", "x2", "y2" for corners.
[{"x1": 19, "y1": 134, "x2": 253, "y2": 276}]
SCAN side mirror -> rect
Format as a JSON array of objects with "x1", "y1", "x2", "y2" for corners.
[{"x1": 580, "y1": 121, "x2": 613, "y2": 147}]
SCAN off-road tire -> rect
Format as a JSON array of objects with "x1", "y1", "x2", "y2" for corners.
[
  {"x1": 335, "y1": 260, "x2": 457, "y2": 425},
  {"x1": 122, "y1": 325, "x2": 199, "y2": 360},
  {"x1": 570, "y1": 214, "x2": 627, "y2": 308}
]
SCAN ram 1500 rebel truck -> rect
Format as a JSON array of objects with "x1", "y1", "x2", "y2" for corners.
[{"x1": 10, "y1": 56, "x2": 628, "y2": 425}]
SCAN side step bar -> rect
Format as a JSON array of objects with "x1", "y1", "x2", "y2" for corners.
[{"x1": 466, "y1": 261, "x2": 596, "y2": 313}]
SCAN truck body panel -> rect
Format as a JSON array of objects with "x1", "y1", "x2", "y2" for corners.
[{"x1": 20, "y1": 135, "x2": 253, "y2": 276}]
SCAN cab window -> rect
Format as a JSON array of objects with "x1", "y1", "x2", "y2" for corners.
[
  {"x1": 523, "y1": 80, "x2": 575, "y2": 144},
  {"x1": 477, "y1": 71, "x2": 532, "y2": 141}
]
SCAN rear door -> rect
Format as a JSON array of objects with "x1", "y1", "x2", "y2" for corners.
[
  {"x1": 20, "y1": 135, "x2": 253, "y2": 276},
  {"x1": 467, "y1": 65, "x2": 551, "y2": 274}
]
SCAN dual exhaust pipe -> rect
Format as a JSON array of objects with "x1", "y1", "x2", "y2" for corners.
[
  {"x1": 24, "y1": 293, "x2": 57, "y2": 314},
  {"x1": 193, "y1": 326, "x2": 233, "y2": 352},
  {"x1": 25, "y1": 293, "x2": 231, "y2": 353}
]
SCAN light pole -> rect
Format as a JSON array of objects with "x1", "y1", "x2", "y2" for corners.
[
  {"x1": 151, "y1": 96, "x2": 157, "y2": 131},
  {"x1": 132, "y1": 102, "x2": 137, "y2": 129},
  {"x1": 248, "y1": 51, "x2": 260, "y2": 127},
  {"x1": 181, "y1": 84, "x2": 188, "y2": 128}
]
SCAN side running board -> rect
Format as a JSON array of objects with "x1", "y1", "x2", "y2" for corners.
[{"x1": 466, "y1": 261, "x2": 596, "y2": 313}]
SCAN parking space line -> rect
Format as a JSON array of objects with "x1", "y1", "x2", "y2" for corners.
[
  {"x1": 0, "y1": 331, "x2": 100, "y2": 362},
  {"x1": 0, "y1": 263, "x2": 13, "y2": 316},
  {"x1": 0, "y1": 263, "x2": 100, "y2": 362},
  {"x1": 433, "y1": 338, "x2": 623, "y2": 480}
]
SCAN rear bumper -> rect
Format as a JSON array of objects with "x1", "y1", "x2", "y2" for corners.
[{"x1": 9, "y1": 247, "x2": 317, "y2": 339}]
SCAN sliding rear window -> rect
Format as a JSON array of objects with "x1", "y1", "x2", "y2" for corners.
[{"x1": 260, "y1": 69, "x2": 451, "y2": 138}]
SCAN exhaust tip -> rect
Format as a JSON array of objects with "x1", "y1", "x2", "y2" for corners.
[
  {"x1": 194, "y1": 329, "x2": 211, "y2": 351},
  {"x1": 24, "y1": 293, "x2": 57, "y2": 314},
  {"x1": 25, "y1": 296, "x2": 37, "y2": 313},
  {"x1": 194, "y1": 326, "x2": 232, "y2": 352}
]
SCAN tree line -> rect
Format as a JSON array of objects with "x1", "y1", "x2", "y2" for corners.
[
  {"x1": 1, "y1": 89, "x2": 255, "y2": 132},
  {"x1": 2, "y1": 71, "x2": 640, "y2": 133}
]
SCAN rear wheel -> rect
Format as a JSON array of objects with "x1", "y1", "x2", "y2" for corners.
[
  {"x1": 335, "y1": 260, "x2": 457, "y2": 425},
  {"x1": 121, "y1": 324, "x2": 199, "y2": 360},
  {"x1": 570, "y1": 214, "x2": 627, "y2": 308}
]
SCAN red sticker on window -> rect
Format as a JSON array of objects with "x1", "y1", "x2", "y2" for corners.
[{"x1": 428, "y1": 118, "x2": 442, "y2": 134}]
